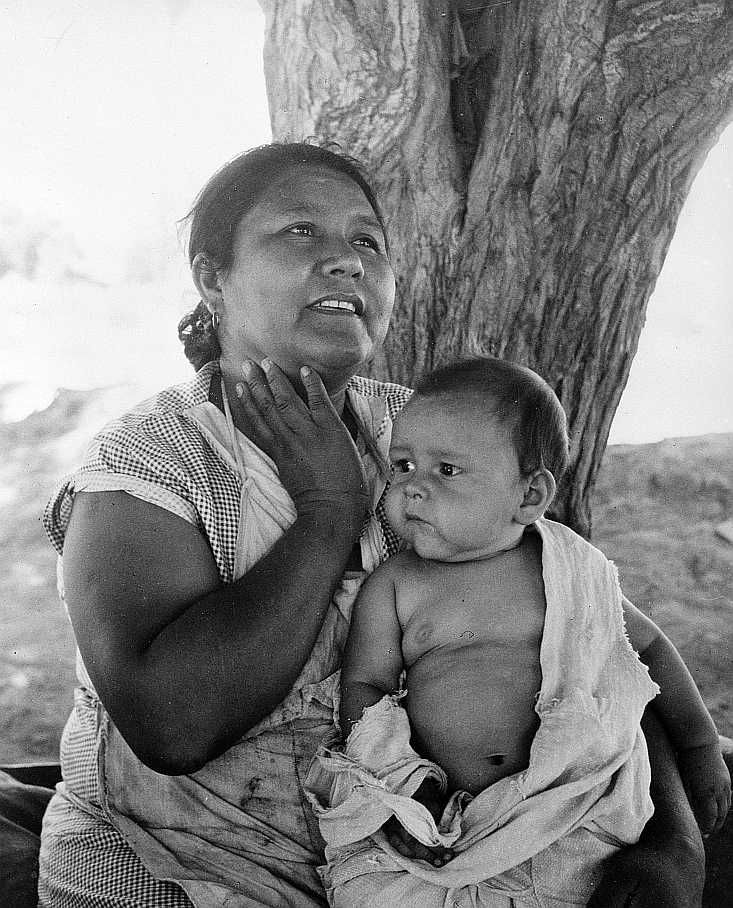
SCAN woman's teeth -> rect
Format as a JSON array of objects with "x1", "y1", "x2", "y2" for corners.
[{"x1": 313, "y1": 299, "x2": 357, "y2": 313}]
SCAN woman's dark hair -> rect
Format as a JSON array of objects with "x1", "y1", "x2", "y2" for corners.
[
  {"x1": 177, "y1": 142, "x2": 388, "y2": 370},
  {"x1": 414, "y1": 356, "x2": 570, "y2": 483}
]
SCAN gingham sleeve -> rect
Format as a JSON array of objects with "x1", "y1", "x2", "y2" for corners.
[
  {"x1": 43, "y1": 414, "x2": 200, "y2": 555},
  {"x1": 346, "y1": 375, "x2": 413, "y2": 559},
  {"x1": 347, "y1": 375, "x2": 413, "y2": 440}
]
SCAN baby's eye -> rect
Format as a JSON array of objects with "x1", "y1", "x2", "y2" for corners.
[
  {"x1": 390, "y1": 458, "x2": 415, "y2": 475},
  {"x1": 438, "y1": 462, "x2": 462, "y2": 477}
]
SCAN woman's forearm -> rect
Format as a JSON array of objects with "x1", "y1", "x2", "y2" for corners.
[
  {"x1": 640, "y1": 708, "x2": 704, "y2": 853},
  {"x1": 65, "y1": 491, "x2": 366, "y2": 774},
  {"x1": 587, "y1": 708, "x2": 706, "y2": 907},
  {"x1": 148, "y1": 514, "x2": 360, "y2": 763}
]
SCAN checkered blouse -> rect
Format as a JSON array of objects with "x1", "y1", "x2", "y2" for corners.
[{"x1": 38, "y1": 361, "x2": 413, "y2": 907}]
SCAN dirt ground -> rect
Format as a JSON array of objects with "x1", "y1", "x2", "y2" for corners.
[
  {"x1": 591, "y1": 434, "x2": 733, "y2": 906},
  {"x1": 592, "y1": 433, "x2": 733, "y2": 741}
]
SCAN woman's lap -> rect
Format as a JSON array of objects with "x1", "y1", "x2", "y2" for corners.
[
  {"x1": 38, "y1": 793, "x2": 193, "y2": 908},
  {"x1": 38, "y1": 787, "x2": 329, "y2": 907}
]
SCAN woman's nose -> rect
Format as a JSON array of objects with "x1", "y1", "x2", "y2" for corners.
[{"x1": 319, "y1": 240, "x2": 365, "y2": 280}]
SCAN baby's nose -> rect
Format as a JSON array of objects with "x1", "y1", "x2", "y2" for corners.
[{"x1": 404, "y1": 480, "x2": 426, "y2": 501}]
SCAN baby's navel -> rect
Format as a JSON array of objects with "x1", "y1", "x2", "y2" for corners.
[{"x1": 413, "y1": 622, "x2": 433, "y2": 644}]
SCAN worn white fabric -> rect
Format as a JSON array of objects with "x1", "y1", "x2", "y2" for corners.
[
  {"x1": 39, "y1": 363, "x2": 412, "y2": 907},
  {"x1": 307, "y1": 518, "x2": 660, "y2": 907}
]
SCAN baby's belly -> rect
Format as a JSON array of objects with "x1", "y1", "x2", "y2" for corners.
[{"x1": 406, "y1": 643, "x2": 542, "y2": 794}]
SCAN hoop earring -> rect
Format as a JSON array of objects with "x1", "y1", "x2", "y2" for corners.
[{"x1": 211, "y1": 311, "x2": 221, "y2": 331}]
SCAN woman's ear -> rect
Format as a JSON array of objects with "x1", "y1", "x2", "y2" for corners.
[
  {"x1": 191, "y1": 253, "x2": 223, "y2": 313},
  {"x1": 516, "y1": 467, "x2": 556, "y2": 525}
]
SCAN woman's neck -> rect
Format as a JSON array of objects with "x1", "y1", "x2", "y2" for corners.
[{"x1": 217, "y1": 361, "x2": 348, "y2": 429}]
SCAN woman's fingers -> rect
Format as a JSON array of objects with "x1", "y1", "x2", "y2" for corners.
[
  {"x1": 240, "y1": 359, "x2": 303, "y2": 435},
  {"x1": 713, "y1": 789, "x2": 731, "y2": 834},
  {"x1": 241, "y1": 360, "x2": 277, "y2": 415},
  {"x1": 243, "y1": 359, "x2": 321, "y2": 432},
  {"x1": 234, "y1": 380, "x2": 275, "y2": 453},
  {"x1": 244, "y1": 359, "x2": 339, "y2": 430},
  {"x1": 235, "y1": 358, "x2": 367, "y2": 517},
  {"x1": 300, "y1": 365, "x2": 340, "y2": 422},
  {"x1": 261, "y1": 359, "x2": 304, "y2": 422}
]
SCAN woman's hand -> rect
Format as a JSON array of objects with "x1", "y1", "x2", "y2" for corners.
[
  {"x1": 236, "y1": 359, "x2": 369, "y2": 522},
  {"x1": 586, "y1": 835, "x2": 704, "y2": 907},
  {"x1": 587, "y1": 708, "x2": 706, "y2": 907}
]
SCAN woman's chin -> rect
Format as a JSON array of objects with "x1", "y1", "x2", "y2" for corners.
[{"x1": 302, "y1": 343, "x2": 374, "y2": 383}]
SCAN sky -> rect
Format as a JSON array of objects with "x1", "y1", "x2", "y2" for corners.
[
  {"x1": 0, "y1": 0, "x2": 269, "y2": 276},
  {"x1": 0, "y1": 0, "x2": 731, "y2": 444}
]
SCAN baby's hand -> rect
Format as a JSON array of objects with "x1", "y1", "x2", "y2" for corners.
[
  {"x1": 383, "y1": 777, "x2": 454, "y2": 867},
  {"x1": 677, "y1": 741, "x2": 731, "y2": 835},
  {"x1": 383, "y1": 816, "x2": 454, "y2": 867}
]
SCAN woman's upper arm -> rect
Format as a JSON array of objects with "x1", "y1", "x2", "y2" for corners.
[{"x1": 62, "y1": 490, "x2": 220, "y2": 710}]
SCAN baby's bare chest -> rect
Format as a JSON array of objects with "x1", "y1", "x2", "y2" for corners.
[{"x1": 397, "y1": 557, "x2": 546, "y2": 668}]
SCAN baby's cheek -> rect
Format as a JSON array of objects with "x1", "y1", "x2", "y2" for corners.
[{"x1": 383, "y1": 487, "x2": 404, "y2": 533}]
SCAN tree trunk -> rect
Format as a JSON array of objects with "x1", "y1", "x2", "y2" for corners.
[{"x1": 259, "y1": 0, "x2": 733, "y2": 536}]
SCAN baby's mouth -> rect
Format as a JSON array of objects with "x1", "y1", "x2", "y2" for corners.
[{"x1": 404, "y1": 514, "x2": 434, "y2": 531}]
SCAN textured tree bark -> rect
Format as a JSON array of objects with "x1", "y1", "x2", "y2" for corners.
[{"x1": 259, "y1": 0, "x2": 733, "y2": 536}]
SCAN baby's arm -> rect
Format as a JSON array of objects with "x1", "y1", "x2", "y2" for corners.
[
  {"x1": 622, "y1": 596, "x2": 731, "y2": 834},
  {"x1": 340, "y1": 560, "x2": 405, "y2": 738}
]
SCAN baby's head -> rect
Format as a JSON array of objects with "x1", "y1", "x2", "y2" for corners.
[
  {"x1": 414, "y1": 356, "x2": 570, "y2": 484},
  {"x1": 386, "y1": 356, "x2": 569, "y2": 562}
]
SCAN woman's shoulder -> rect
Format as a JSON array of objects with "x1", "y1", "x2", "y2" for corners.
[
  {"x1": 54, "y1": 360, "x2": 224, "y2": 513},
  {"x1": 90, "y1": 362, "x2": 218, "y2": 450},
  {"x1": 347, "y1": 374, "x2": 413, "y2": 420},
  {"x1": 112, "y1": 361, "x2": 218, "y2": 424},
  {"x1": 42, "y1": 361, "x2": 236, "y2": 557}
]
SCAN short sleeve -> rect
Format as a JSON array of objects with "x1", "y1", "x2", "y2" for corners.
[{"x1": 43, "y1": 415, "x2": 200, "y2": 555}]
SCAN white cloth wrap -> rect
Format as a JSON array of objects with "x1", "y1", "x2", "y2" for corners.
[{"x1": 306, "y1": 518, "x2": 660, "y2": 901}]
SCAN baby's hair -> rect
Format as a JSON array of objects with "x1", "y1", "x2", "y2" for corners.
[
  {"x1": 414, "y1": 356, "x2": 570, "y2": 483},
  {"x1": 177, "y1": 141, "x2": 388, "y2": 370}
]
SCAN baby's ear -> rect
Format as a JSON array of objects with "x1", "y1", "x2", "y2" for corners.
[{"x1": 516, "y1": 468, "x2": 556, "y2": 525}]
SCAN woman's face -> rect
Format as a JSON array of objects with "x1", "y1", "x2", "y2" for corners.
[{"x1": 215, "y1": 165, "x2": 395, "y2": 391}]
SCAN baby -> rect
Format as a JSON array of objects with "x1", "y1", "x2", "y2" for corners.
[{"x1": 308, "y1": 356, "x2": 730, "y2": 907}]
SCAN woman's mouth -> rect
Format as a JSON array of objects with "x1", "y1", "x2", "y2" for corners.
[{"x1": 308, "y1": 296, "x2": 364, "y2": 316}]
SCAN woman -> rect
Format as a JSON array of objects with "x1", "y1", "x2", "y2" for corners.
[{"x1": 39, "y1": 143, "x2": 704, "y2": 906}]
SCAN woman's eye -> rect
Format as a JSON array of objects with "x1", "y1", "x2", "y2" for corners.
[
  {"x1": 286, "y1": 224, "x2": 315, "y2": 237},
  {"x1": 390, "y1": 459, "x2": 415, "y2": 475},
  {"x1": 353, "y1": 234, "x2": 381, "y2": 252},
  {"x1": 439, "y1": 463, "x2": 462, "y2": 477}
]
